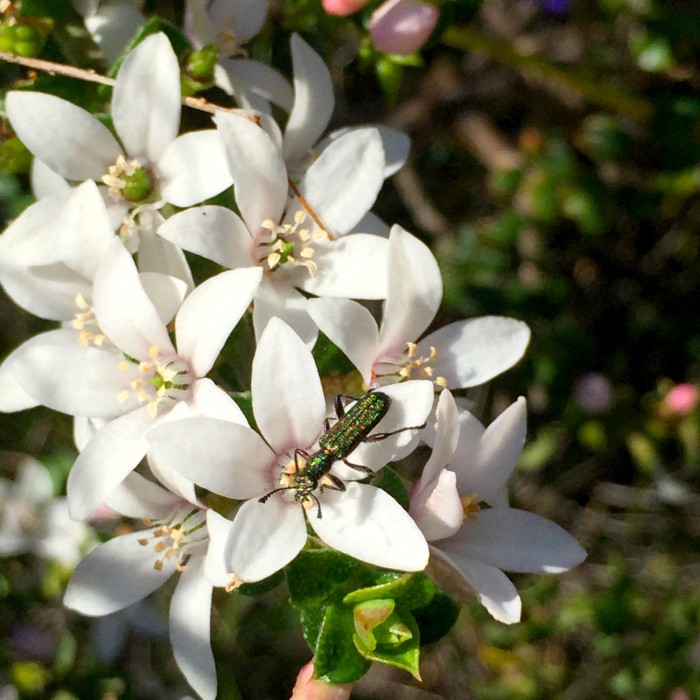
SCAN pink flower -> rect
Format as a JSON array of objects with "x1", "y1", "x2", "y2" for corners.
[
  {"x1": 322, "y1": 0, "x2": 369, "y2": 16},
  {"x1": 369, "y1": 0, "x2": 439, "y2": 55},
  {"x1": 660, "y1": 383, "x2": 699, "y2": 417}
]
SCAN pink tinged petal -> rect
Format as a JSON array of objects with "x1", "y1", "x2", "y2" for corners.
[
  {"x1": 307, "y1": 298, "x2": 379, "y2": 385},
  {"x1": 190, "y1": 377, "x2": 248, "y2": 424},
  {"x1": 11, "y1": 330, "x2": 136, "y2": 418},
  {"x1": 433, "y1": 547, "x2": 521, "y2": 624},
  {"x1": 417, "y1": 390, "x2": 459, "y2": 489},
  {"x1": 30, "y1": 159, "x2": 70, "y2": 199},
  {"x1": 300, "y1": 128, "x2": 385, "y2": 235},
  {"x1": 420, "y1": 317, "x2": 531, "y2": 389},
  {"x1": 112, "y1": 33, "x2": 181, "y2": 163},
  {"x1": 449, "y1": 508, "x2": 587, "y2": 574},
  {"x1": 170, "y1": 556, "x2": 217, "y2": 700},
  {"x1": 310, "y1": 483, "x2": 429, "y2": 571},
  {"x1": 214, "y1": 112, "x2": 288, "y2": 235},
  {"x1": 410, "y1": 468, "x2": 463, "y2": 541},
  {"x1": 93, "y1": 240, "x2": 175, "y2": 360},
  {"x1": 158, "y1": 206, "x2": 254, "y2": 269},
  {"x1": 139, "y1": 272, "x2": 188, "y2": 327},
  {"x1": 205, "y1": 510, "x2": 235, "y2": 588},
  {"x1": 226, "y1": 496, "x2": 307, "y2": 581},
  {"x1": 63, "y1": 531, "x2": 174, "y2": 616},
  {"x1": 175, "y1": 267, "x2": 262, "y2": 377},
  {"x1": 222, "y1": 59, "x2": 294, "y2": 112},
  {"x1": 252, "y1": 317, "x2": 326, "y2": 452},
  {"x1": 295, "y1": 234, "x2": 390, "y2": 300},
  {"x1": 283, "y1": 34, "x2": 334, "y2": 166},
  {"x1": 147, "y1": 418, "x2": 273, "y2": 499},
  {"x1": 67, "y1": 406, "x2": 153, "y2": 520},
  {"x1": 0, "y1": 344, "x2": 41, "y2": 412},
  {"x1": 253, "y1": 278, "x2": 318, "y2": 347},
  {"x1": 378, "y1": 225, "x2": 441, "y2": 357},
  {"x1": 158, "y1": 130, "x2": 233, "y2": 207},
  {"x1": 6, "y1": 91, "x2": 121, "y2": 180},
  {"x1": 342, "y1": 380, "x2": 434, "y2": 473},
  {"x1": 104, "y1": 471, "x2": 182, "y2": 519},
  {"x1": 457, "y1": 398, "x2": 527, "y2": 503},
  {"x1": 369, "y1": 0, "x2": 439, "y2": 55}
]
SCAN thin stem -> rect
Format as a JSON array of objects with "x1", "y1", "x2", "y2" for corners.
[
  {"x1": 0, "y1": 51, "x2": 257, "y2": 120},
  {"x1": 288, "y1": 178, "x2": 334, "y2": 240}
]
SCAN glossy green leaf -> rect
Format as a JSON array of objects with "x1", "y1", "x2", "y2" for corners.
[{"x1": 343, "y1": 572, "x2": 435, "y2": 611}]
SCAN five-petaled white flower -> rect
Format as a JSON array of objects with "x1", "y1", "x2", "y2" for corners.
[
  {"x1": 409, "y1": 390, "x2": 587, "y2": 623},
  {"x1": 147, "y1": 317, "x2": 434, "y2": 583}
]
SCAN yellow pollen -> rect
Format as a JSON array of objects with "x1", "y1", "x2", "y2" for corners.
[
  {"x1": 423, "y1": 366, "x2": 434, "y2": 377},
  {"x1": 407, "y1": 342, "x2": 418, "y2": 358},
  {"x1": 117, "y1": 390, "x2": 129, "y2": 403},
  {"x1": 225, "y1": 574, "x2": 244, "y2": 593},
  {"x1": 435, "y1": 376, "x2": 448, "y2": 388},
  {"x1": 154, "y1": 559, "x2": 163, "y2": 571},
  {"x1": 148, "y1": 345, "x2": 159, "y2": 360},
  {"x1": 429, "y1": 346, "x2": 438, "y2": 360},
  {"x1": 461, "y1": 495, "x2": 481, "y2": 521}
]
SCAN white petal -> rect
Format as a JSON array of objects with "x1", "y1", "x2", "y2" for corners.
[
  {"x1": 0, "y1": 345, "x2": 41, "y2": 412},
  {"x1": 457, "y1": 397, "x2": 527, "y2": 503},
  {"x1": 409, "y1": 468, "x2": 462, "y2": 542},
  {"x1": 157, "y1": 206, "x2": 254, "y2": 269},
  {"x1": 6, "y1": 91, "x2": 121, "y2": 180},
  {"x1": 378, "y1": 225, "x2": 441, "y2": 356},
  {"x1": 93, "y1": 239, "x2": 175, "y2": 360},
  {"x1": 447, "y1": 508, "x2": 587, "y2": 574},
  {"x1": 190, "y1": 377, "x2": 248, "y2": 424},
  {"x1": 222, "y1": 59, "x2": 294, "y2": 112},
  {"x1": 214, "y1": 0, "x2": 268, "y2": 40},
  {"x1": 147, "y1": 418, "x2": 273, "y2": 499},
  {"x1": 420, "y1": 317, "x2": 531, "y2": 389},
  {"x1": 214, "y1": 112, "x2": 288, "y2": 236},
  {"x1": 306, "y1": 298, "x2": 379, "y2": 385},
  {"x1": 170, "y1": 557, "x2": 217, "y2": 700},
  {"x1": 283, "y1": 34, "x2": 334, "y2": 166},
  {"x1": 252, "y1": 278, "x2": 318, "y2": 347},
  {"x1": 112, "y1": 33, "x2": 180, "y2": 163},
  {"x1": 432, "y1": 547, "x2": 521, "y2": 624},
  {"x1": 104, "y1": 471, "x2": 182, "y2": 519},
  {"x1": 226, "y1": 496, "x2": 307, "y2": 581},
  {"x1": 310, "y1": 483, "x2": 428, "y2": 571},
  {"x1": 137, "y1": 226, "x2": 195, "y2": 292},
  {"x1": 139, "y1": 272, "x2": 188, "y2": 327},
  {"x1": 252, "y1": 317, "x2": 326, "y2": 452},
  {"x1": 30, "y1": 159, "x2": 70, "y2": 199},
  {"x1": 84, "y1": 3, "x2": 144, "y2": 62},
  {"x1": 295, "y1": 234, "x2": 390, "y2": 300},
  {"x1": 67, "y1": 407, "x2": 153, "y2": 520},
  {"x1": 158, "y1": 130, "x2": 233, "y2": 207},
  {"x1": 416, "y1": 390, "x2": 459, "y2": 489},
  {"x1": 175, "y1": 267, "x2": 261, "y2": 377},
  {"x1": 64, "y1": 531, "x2": 173, "y2": 615},
  {"x1": 11, "y1": 330, "x2": 135, "y2": 418},
  {"x1": 204, "y1": 510, "x2": 235, "y2": 588},
  {"x1": 300, "y1": 128, "x2": 385, "y2": 235}
]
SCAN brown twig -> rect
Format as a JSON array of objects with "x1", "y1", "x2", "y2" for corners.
[
  {"x1": 287, "y1": 178, "x2": 333, "y2": 239},
  {"x1": 0, "y1": 51, "x2": 256, "y2": 119}
]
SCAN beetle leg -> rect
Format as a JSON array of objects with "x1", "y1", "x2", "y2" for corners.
[
  {"x1": 364, "y1": 422, "x2": 427, "y2": 442},
  {"x1": 342, "y1": 459, "x2": 373, "y2": 475}
]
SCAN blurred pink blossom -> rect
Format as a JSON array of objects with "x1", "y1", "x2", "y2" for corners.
[
  {"x1": 660, "y1": 383, "x2": 699, "y2": 417},
  {"x1": 322, "y1": 0, "x2": 369, "y2": 16},
  {"x1": 369, "y1": 0, "x2": 439, "y2": 55}
]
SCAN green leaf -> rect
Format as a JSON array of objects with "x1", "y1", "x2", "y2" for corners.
[
  {"x1": 353, "y1": 610, "x2": 422, "y2": 680},
  {"x1": 412, "y1": 589, "x2": 461, "y2": 646},
  {"x1": 343, "y1": 572, "x2": 435, "y2": 611},
  {"x1": 286, "y1": 549, "x2": 361, "y2": 608},
  {"x1": 314, "y1": 604, "x2": 370, "y2": 684},
  {"x1": 300, "y1": 604, "x2": 326, "y2": 650},
  {"x1": 371, "y1": 467, "x2": 409, "y2": 510}
]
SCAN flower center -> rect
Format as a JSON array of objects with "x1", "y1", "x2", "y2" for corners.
[
  {"x1": 102, "y1": 155, "x2": 155, "y2": 203},
  {"x1": 138, "y1": 505, "x2": 208, "y2": 572},
  {"x1": 374, "y1": 342, "x2": 448, "y2": 388},
  {"x1": 257, "y1": 211, "x2": 330, "y2": 277},
  {"x1": 461, "y1": 494, "x2": 481, "y2": 522},
  {"x1": 116, "y1": 345, "x2": 193, "y2": 418},
  {"x1": 71, "y1": 294, "x2": 106, "y2": 348}
]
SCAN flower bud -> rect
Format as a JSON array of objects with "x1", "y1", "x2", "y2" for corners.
[
  {"x1": 369, "y1": 0, "x2": 439, "y2": 55},
  {"x1": 322, "y1": 0, "x2": 370, "y2": 16}
]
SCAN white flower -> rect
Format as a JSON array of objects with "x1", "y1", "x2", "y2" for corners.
[
  {"x1": 0, "y1": 457, "x2": 95, "y2": 567},
  {"x1": 8, "y1": 239, "x2": 261, "y2": 519},
  {"x1": 6, "y1": 33, "x2": 232, "y2": 211},
  {"x1": 410, "y1": 391, "x2": 587, "y2": 623},
  {"x1": 158, "y1": 115, "x2": 390, "y2": 345},
  {"x1": 147, "y1": 317, "x2": 434, "y2": 583},
  {"x1": 308, "y1": 224, "x2": 531, "y2": 390},
  {"x1": 64, "y1": 470, "x2": 231, "y2": 700}
]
